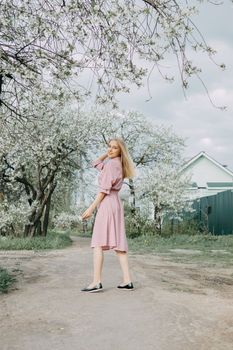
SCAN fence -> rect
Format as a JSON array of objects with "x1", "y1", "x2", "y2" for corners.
[{"x1": 191, "y1": 189, "x2": 233, "y2": 235}]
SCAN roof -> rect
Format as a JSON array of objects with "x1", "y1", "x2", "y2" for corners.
[
  {"x1": 181, "y1": 151, "x2": 233, "y2": 177},
  {"x1": 207, "y1": 182, "x2": 233, "y2": 187}
]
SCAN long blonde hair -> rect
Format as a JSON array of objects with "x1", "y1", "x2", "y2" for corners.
[{"x1": 108, "y1": 137, "x2": 136, "y2": 179}]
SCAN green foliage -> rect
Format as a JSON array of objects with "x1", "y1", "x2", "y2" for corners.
[
  {"x1": 0, "y1": 267, "x2": 17, "y2": 294},
  {"x1": 124, "y1": 203, "x2": 155, "y2": 238},
  {"x1": 0, "y1": 230, "x2": 72, "y2": 250},
  {"x1": 160, "y1": 219, "x2": 207, "y2": 237},
  {"x1": 124, "y1": 201, "x2": 205, "y2": 238},
  {"x1": 56, "y1": 228, "x2": 93, "y2": 238}
]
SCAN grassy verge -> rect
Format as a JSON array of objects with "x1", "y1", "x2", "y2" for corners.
[
  {"x1": 1, "y1": 228, "x2": 233, "y2": 268},
  {"x1": 127, "y1": 233, "x2": 233, "y2": 267},
  {"x1": 0, "y1": 267, "x2": 17, "y2": 294},
  {"x1": 72, "y1": 229, "x2": 233, "y2": 267},
  {"x1": 71, "y1": 229, "x2": 92, "y2": 238},
  {"x1": 0, "y1": 230, "x2": 72, "y2": 251}
]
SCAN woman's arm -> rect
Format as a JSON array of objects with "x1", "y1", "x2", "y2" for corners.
[
  {"x1": 91, "y1": 152, "x2": 109, "y2": 171},
  {"x1": 82, "y1": 152, "x2": 109, "y2": 220},
  {"x1": 95, "y1": 152, "x2": 108, "y2": 162},
  {"x1": 81, "y1": 192, "x2": 106, "y2": 220}
]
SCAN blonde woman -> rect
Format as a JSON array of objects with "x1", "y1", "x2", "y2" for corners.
[{"x1": 81, "y1": 138, "x2": 136, "y2": 293}]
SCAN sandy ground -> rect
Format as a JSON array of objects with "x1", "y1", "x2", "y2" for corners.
[{"x1": 0, "y1": 235, "x2": 233, "y2": 350}]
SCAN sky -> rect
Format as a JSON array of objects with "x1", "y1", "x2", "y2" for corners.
[{"x1": 117, "y1": 0, "x2": 233, "y2": 171}]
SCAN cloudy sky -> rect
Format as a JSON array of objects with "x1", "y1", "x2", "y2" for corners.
[{"x1": 118, "y1": 1, "x2": 233, "y2": 171}]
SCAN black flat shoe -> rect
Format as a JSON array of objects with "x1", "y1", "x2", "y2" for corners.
[
  {"x1": 117, "y1": 282, "x2": 134, "y2": 290},
  {"x1": 80, "y1": 282, "x2": 103, "y2": 293}
]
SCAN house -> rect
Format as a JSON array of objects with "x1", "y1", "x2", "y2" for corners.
[{"x1": 180, "y1": 151, "x2": 233, "y2": 199}]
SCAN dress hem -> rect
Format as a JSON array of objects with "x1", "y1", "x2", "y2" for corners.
[{"x1": 91, "y1": 245, "x2": 127, "y2": 252}]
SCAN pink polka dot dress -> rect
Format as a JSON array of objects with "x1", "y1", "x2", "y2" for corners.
[{"x1": 90, "y1": 157, "x2": 128, "y2": 253}]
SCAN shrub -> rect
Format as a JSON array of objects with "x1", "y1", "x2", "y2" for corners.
[
  {"x1": 52, "y1": 211, "x2": 82, "y2": 230},
  {"x1": 0, "y1": 199, "x2": 31, "y2": 237},
  {"x1": 124, "y1": 203, "x2": 155, "y2": 238},
  {"x1": 0, "y1": 267, "x2": 17, "y2": 293}
]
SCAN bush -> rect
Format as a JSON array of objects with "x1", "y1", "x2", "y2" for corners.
[
  {"x1": 0, "y1": 267, "x2": 17, "y2": 293},
  {"x1": 0, "y1": 199, "x2": 31, "y2": 237},
  {"x1": 161, "y1": 219, "x2": 205, "y2": 236},
  {"x1": 124, "y1": 203, "x2": 155, "y2": 238},
  {"x1": 52, "y1": 211, "x2": 82, "y2": 230}
]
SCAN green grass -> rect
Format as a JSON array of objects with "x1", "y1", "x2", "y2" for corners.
[
  {"x1": 71, "y1": 229, "x2": 92, "y2": 238},
  {"x1": 128, "y1": 233, "x2": 233, "y2": 252},
  {"x1": 72, "y1": 229, "x2": 233, "y2": 266},
  {"x1": 127, "y1": 233, "x2": 233, "y2": 267},
  {"x1": 0, "y1": 267, "x2": 17, "y2": 294},
  {"x1": 0, "y1": 230, "x2": 72, "y2": 251},
  {"x1": 1, "y1": 228, "x2": 233, "y2": 268}
]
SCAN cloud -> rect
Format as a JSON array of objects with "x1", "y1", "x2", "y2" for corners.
[
  {"x1": 118, "y1": 1, "x2": 233, "y2": 170},
  {"x1": 119, "y1": 64, "x2": 233, "y2": 169}
]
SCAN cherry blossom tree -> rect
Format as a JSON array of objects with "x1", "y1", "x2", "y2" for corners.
[
  {"x1": 0, "y1": 96, "x2": 193, "y2": 237},
  {"x1": 136, "y1": 162, "x2": 193, "y2": 234},
  {"x1": 0, "y1": 86, "x2": 95, "y2": 237},
  {"x1": 75, "y1": 106, "x2": 191, "y2": 235},
  {"x1": 87, "y1": 107, "x2": 185, "y2": 215},
  {"x1": 0, "y1": 0, "x2": 226, "y2": 118}
]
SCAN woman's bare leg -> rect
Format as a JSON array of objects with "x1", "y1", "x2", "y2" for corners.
[
  {"x1": 87, "y1": 246, "x2": 104, "y2": 288},
  {"x1": 115, "y1": 250, "x2": 132, "y2": 285}
]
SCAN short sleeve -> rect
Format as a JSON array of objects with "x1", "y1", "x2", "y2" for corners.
[
  {"x1": 99, "y1": 162, "x2": 117, "y2": 195},
  {"x1": 91, "y1": 159, "x2": 104, "y2": 171}
]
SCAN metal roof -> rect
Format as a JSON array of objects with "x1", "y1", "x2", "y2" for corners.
[{"x1": 207, "y1": 182, "x2": 233, "y2": 187}]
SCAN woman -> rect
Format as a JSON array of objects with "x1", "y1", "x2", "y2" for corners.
[{"x1": 81, "y1": 137, "x2": 136, "y2": 293}]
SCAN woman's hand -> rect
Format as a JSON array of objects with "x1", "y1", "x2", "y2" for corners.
[
  {"x1": 81, "y1": 206, "x2": 94, "y2": 220},
  {"x1": 99, "y1": 152, "x2": 108, "y2": 161},
  {"x1": 81, "y1": 193, "x2": 106, "y2": 221}
]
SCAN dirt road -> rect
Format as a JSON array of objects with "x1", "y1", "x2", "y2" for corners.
[{"x1": 0, "y1": 236, "x2": 233, "y2": 350}]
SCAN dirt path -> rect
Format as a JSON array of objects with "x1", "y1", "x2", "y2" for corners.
[{"x1": 0, "y1": 236, "x2": 233, "y2": 350}]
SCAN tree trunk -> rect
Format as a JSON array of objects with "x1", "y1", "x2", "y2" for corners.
[
  {"x1": 37, "y1": 220, "x2": 42, "y2": 236},
  {"x1": 129, "y1": 178, "x2": 136, "y2": 216},
  {"x1": 24, "y1": 219, "x2": 42, "y2": 238},
  {"x1": 24, "y1": 181, "x2": 56, "y2": 237},
  {"x1": 153, "y1": 204, "x2": 162, "y2": 235},
  {"x1": 171, "y1": 218, "x2": 174, "y2": 235},
  {"x1": 42, "y1": 190, "x2": 52, "y2": 236}
]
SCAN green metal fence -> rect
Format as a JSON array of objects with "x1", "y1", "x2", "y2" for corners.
[{"x1": 192, "y1": 189, "x2": 233, "y2": 235}]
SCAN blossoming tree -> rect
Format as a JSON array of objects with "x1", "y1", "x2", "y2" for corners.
[
  {"x1": 0, "y1": 86, "x2": 95, "y2": 237},
  {"x1": 136, "y1": 162, "x2": 193, "y2": 234},
  {"x1": 0, "y1": 0, "x2": 225, "y2": 118},
  {"x1": 86, "y1": 108, "x2": 185, "y2": 216}
]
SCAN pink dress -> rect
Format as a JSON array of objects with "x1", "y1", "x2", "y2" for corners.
[{"x1": 90, "y1": 156, "x2": 128, "y2": 253}]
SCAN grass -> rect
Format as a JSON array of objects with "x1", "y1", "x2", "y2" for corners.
[
  {"x1": 127, "y1": 233, "x2": 233, "y2": 267},
  {"x1": 69, "y1": 229, "x2": 233, "y2": 267},
  {"x1": 72, "y1": 229, "x2": 92, "y2": 238},
  {"x1": 128, "y1": 233, "x2": 233, "y2": 252},
  {"x1": 0, "y1": 230, "x2": 72, "y2": 251},
  {"x1": 0, "y1": 267, "x2": 17, "y2": 294},
  {"x1": 1, "y1": 228, "x2": 233, "y2": 268}
]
